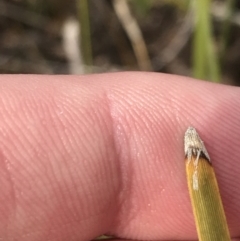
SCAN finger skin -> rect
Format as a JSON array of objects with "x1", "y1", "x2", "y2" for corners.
[{"x1": 0, "y1": 73, "x2": 239, "y2": 241}]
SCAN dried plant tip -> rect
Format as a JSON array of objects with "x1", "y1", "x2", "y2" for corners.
[{"x1": 184, "y1": 126, "x2": 210, "y2": 163}]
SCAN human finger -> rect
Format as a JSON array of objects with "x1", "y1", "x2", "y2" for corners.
[{"x1": 0, "y1": 73, "x2": 239, "y2": 241}]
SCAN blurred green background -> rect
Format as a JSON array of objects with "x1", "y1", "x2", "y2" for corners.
[{"x1": 0, "y1": 0, "x2": 239, "y2": 85}]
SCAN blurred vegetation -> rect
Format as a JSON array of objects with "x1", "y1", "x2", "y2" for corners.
[
  {"x1": 0, "y1": 0, "x2": 239, "y2": 85},
  {"x1": 193, "y1": 0, "x2": 221, "y2": 82},
  {"x1": 77, "y1": 0, "x2": 92, "y2": 70}
]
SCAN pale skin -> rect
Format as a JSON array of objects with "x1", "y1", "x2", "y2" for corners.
[{"x1": 0, "y1": 72, "x2": 239, "y2": 241}]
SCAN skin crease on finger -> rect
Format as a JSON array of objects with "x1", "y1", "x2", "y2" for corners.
[{"x1": 0, "y1": 73, "x2": 239, "y2": 241}]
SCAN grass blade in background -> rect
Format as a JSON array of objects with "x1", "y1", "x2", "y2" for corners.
[
  {"x1": 193, "y1": 0, "x2": 221, "y2": 82},
  {"x1": 77, "y1": 0, "x2": 92, "y2": 72}
]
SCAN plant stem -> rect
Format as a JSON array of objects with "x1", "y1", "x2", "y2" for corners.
[
  {"x1": 193, "y1": 0, "x2": 221, "y2": 82},
  {"x1": 77, "y1": 0, "x2": 92, "y2": 72}
]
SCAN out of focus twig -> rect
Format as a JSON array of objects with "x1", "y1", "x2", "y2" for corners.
[
  {"x1": 152, "y1": 1, "x2": 194, "y2": 70},
  {"x1": 113, "y1": 0, "x2": 152, "y2": 71},
  {"x1": 62, "y1": 17, "x2": 84, "y2": 74}
]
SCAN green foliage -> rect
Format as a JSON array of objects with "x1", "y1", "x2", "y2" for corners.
[
  {"x1": 193, "y1": 0, "x2": 220, "y2": 82},
  {"x1": 77, "y1": 0, "x2": 92, "y2": 71}
]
